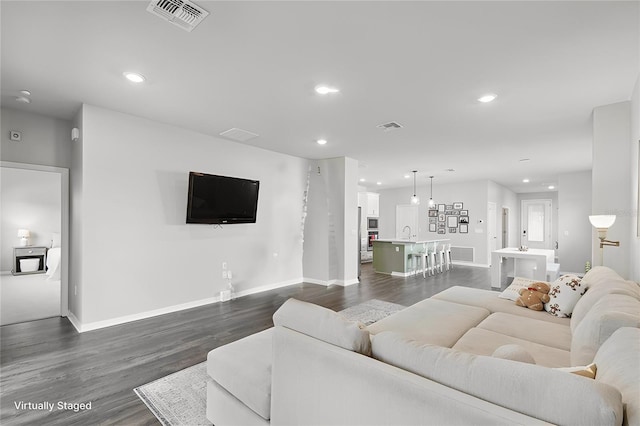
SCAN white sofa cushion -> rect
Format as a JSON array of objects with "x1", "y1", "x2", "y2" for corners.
[
  {"x1": 432, "y1": 286, "x2": 570, "y2": 325},
  {"x1": 594, "y1": 327, "x2": 640, "y2": 426},
  {"x1": 207, "y1": 328, "x2": 273, "y2": 420},
  {"x1": 453, "y1": 327, "x2": 570, "y2": 367},
  {"x1": 372, "y1": 332, "x2": 623, "y2": 426},
  {"x1": 570, "y1": 294, "x2": 640, "y2": 366},
  {"x1": 272, "y1": 298, "x2": 372, "y2": 356},
  {"x1": 366, "y1": 298, "x2": 489, "y2": 347},
  {"x1": 571, "y1": 267, "x2": 640, "y2": 333},
  {"x1": 477, "y1": 312, "x2": 572, "y2": 351}
]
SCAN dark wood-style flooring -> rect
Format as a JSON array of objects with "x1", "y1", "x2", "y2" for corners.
[{"x1": 1, "y1": 263, "x2": 499, "y2": 425}]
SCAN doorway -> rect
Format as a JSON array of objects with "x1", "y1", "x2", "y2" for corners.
[
  {"x1": 521, "y1": 199, "x2": 552, "y2": 249},
  {"x1": 0, "y1": 162, "x2": 69, "y2": 325}
]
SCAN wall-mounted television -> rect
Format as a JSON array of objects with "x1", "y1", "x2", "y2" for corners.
[{"x1": 186, "y1": 171, "x2": 259, "y2": 224}]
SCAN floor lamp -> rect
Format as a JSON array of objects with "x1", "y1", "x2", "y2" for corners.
[{"x1": 589, "y1": 215, "x2": 619, "y2": 266}]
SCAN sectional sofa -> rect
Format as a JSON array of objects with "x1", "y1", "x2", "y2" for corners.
[{"x1": 206, "y1": 266, "x2": 639, "y2": 425}]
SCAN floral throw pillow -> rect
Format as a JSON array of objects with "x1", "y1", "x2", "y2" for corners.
[{"x1": 544, "y1": 274, "x2": 586, "y2": 317}]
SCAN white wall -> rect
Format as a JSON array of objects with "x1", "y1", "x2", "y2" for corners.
[
  {"x1": 557, "y1": 171, "x2": 592, "y2": 274},
  {"x1": 71, "y1": 105, "x2": 309, "y2": 326},
  {"x1": 1, "y1": 108, "x2": 72, "y2": 168},
  {"x1": 630, "y1": 75, "x2": 639, "y2": 283},
  {"x1": 488, "y1": 181, "x2": 519, "y2": 250},
  {"x1": 303, "y1": 157, "x2": 359, "y2": 286},
  {"x1": 592, "y1": 101, "x2": 631, "y2": 277},
  {"x1": 0, "y1": 168, "x2": 61, "y2": 271}
]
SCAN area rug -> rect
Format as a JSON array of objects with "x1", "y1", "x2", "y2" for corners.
[
  {"x1": 134, "y1": 299, "x2": 405, "y2": 426},
  {"x1": 339, "y1": 298, "x2": 406, "y2": 325},
  {"x1": 134, "y1": 362, "x2": 211, "y2": 426}
]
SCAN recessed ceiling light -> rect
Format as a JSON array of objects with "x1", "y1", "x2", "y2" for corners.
[
  {"x1": 316, "y1": 139, "x2": 327, "y2": 145},
  {"x1": 376, "y1": 182, "x2": 382, "y2": 186},
  {"x1": 315, "y1": 85, "x2": 339, "y2": 95},
  {"x1": 478, "y1": 93, "x2": 497, "y2": 103},
  {"x1": 404, "y1": 174, "x2": 410, "y2": 179},
  {"x1": 19, "y1": 90, "x2": 31, "y2": 96},
  {"x1": 359, "y1": 178, "x2": 365, "y2": 182},
  {"x1": 522, "y1": 178, "x2": 530, "y2": 183},
  {"x1": 548, "y1": 185, "x2": 555, "y2": 190},
  {"x1": 123, "y1": 72, "x2": 146, "y2": 83},
  {"x1": 15, "y1": 96, "x2": 31, "y2": 103}
]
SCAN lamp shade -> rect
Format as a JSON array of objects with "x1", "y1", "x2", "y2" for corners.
[
  {"x1": 17, "y1": 229, "x2": 30, "y2": 238},
  {"x1": 589, "y1": 215, "x2": 616, "y2": 229}
]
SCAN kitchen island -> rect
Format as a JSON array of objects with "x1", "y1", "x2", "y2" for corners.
[{"x1": 372, "y1": 239, "x2": 450, "y2": 276}]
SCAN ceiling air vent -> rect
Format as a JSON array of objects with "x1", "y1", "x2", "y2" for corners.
[
  {"x1": 377, "y1": 121, "x2": 403, "y2": 132},
  {"x1": 219, "y1": 128, "x2": 259, "y2": 142},
  {"x1": 147, "y1": 0, "x2": 209, "y2": 32}
]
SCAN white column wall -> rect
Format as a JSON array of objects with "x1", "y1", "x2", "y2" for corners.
[
  {"x1": 592, "y1": 101, "x2": 631, "y2": 276},
  {"x1": 557, "y1": 171, "x2": 592, "y2": 274}
]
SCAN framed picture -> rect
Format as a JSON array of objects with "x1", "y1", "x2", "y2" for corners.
[
  {"x1": 449, "y1": 228, "x2": 457, "y2": 233},
  {"x1": 438, "y1": 222, "x2": 445, "y2": 228},
  {"x1": 460, "y1": 210, "x2": 468, "y2": 216},
  {"x1": 429, "y1": 218, "x2": 436, "y2": 224},
  {"x1": 438, "y1": 204, "x2": 445, "y2": 212},
  {"x1": 459, "y1": 216, "x2": 469, "y2": 224},
  {"x1": 460, "y1": 224, "x2": 468, "y2": 233},
  {"x1": 438, "y1": 213, "x2": 445, "y2": 222},
  {"x1": 437, "y1": 228, "x2": 446, "y2": 234},
  {"x1": 447, "y1": 215, "x2": 458, "y2": 228},
  {"x1": 453, "y1": 202, "x2": 463, "y2": 209},
  {"x1": 428, "y1": 210, "x2": 437, "y2": 217},
  {"x1": 445, "y1": 204, "x2": 453, "y2": 210},
  {"x1": 429, "y1": 223, "x2": 436, "y2": 232}
]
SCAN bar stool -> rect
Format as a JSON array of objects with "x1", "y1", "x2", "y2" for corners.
[
  {"x1": 436, "y1": 242, "x2": 446, "y2": 273},
  {"x1": 411, "y1": 243, "x2": 426, "y2": 276},
  {"x1": 444, "y1": 243, "x2": 453, "y2": 270},
  {"x1": 422, "y1": 242, "x2": 437, "y2": 277}
]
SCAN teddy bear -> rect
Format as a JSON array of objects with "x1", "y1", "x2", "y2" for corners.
[{"x1": 515, "y1": 282, "x2": 551, "y2": 311}]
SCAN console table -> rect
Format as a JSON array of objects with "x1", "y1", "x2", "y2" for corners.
[{"x1": 491, "y1": 248, "x2": 554, "y2": 289}]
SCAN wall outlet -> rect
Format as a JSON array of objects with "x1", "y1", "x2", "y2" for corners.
[
  {"x1": 222, "y1": 262, "x2": 227, "y2": 270},
  {"x1": 220, "y1": 290, "x2": 231, "y2": 302},
  {"x1": 227, "y1": 270, "x2": 233, "y2": 279},
  {"x1": 222, "y1": 270, "x2": 228, "y2": 279}
]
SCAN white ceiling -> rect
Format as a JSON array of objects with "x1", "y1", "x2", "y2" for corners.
[{"x1": 1, "y1": 1, "x2": 638, "y2": 193}]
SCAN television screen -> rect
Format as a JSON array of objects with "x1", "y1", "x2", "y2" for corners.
[{"x1": 186, "y1": 172, "x2": 259, "y2": 224}]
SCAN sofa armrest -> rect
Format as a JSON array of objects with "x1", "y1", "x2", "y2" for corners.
[{"x1": 270, "y1": 326, "x2": 550, "y2": 426}]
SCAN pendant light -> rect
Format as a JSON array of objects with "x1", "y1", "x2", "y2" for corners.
[
  {"x1": 410, "y1": 171, "x2": 420, "y2": 205},
  {"x1": 428, "y1": 176, "x2": 435, "y2": 208}
]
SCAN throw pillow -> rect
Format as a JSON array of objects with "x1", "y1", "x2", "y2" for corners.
[
  {"x1": 499, "y1": 277, "x2": 548, "y2": 301},
  {"x1": 554, "y1": 363, "x2": 597, "y2": 379},
  {"x1": 492, "y1": 344, "x2": 536, "y2": 364},
  {"x1": 544, "y1": 274, "x2": 586, "y2": 317}
]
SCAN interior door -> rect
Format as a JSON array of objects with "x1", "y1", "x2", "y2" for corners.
[
  {"x1": 521, "y1": 199, "x2": 552, "y2": 249},
  {"x1": 396, "y1": 205, "x2": 418, "y2": 240},
  {"x1": 502, "y1": 207, "x2": 509, "y2": 248}
]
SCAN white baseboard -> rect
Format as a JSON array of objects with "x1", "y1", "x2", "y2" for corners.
[
  {"x1": 71, "y1": 277, "x2": 304, "y2": 333},
  {"x1": 67, "y1": 310, "x2": 82, "y2": 333},
  {"x1": 302, "y1": 277, "x2": 360, "y2": 286},
  {"x1": 452, "y1": 261, "x2": 490, "y2": 269}
]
